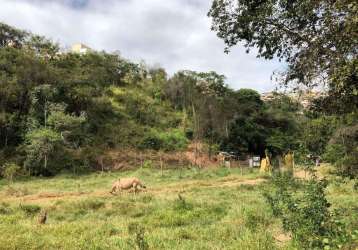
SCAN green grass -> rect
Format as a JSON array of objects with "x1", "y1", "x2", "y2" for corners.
[{"x1": 0, "y1": 167, "x2": 356, "y2": 249}]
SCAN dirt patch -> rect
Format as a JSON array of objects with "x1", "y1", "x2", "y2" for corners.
[
  {"x1": 98, "y1": 142, "x2": 220, "y2": 171},
  {"x1": 148, "y1": 178, "x2": 266, "y2": 195},
  {"x1": 274, "y1": 232, "x2": 291, "y2": 243},
  {"x1": 294, "y1": 166, "x2": 326, "y2": 180},
  {"x1": 294, "y1": 169, "x2": 311, "y2": 179},
  {"x1": 217, "y1": 178, "x2": 265, "y2": 187}
]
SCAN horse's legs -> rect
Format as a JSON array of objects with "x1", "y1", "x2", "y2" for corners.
[{"x1": 133, "y1": 183, "x2": 139, "y2": 195}]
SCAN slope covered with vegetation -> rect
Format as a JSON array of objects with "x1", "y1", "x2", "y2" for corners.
[{"x1": 0, "y1": 22, "x2": 302, "y2": 176}]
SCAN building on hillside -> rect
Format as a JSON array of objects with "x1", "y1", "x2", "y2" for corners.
[
  {"x1": 261, "y1": 92, "x2": 276, "y2": 102},
  {"x1": 288, "y1": 90, "x2": 326, "y2": 109},
  {"x1": 71, "y1": 43, "x2": 92, "y2": 54},
  {"x1": 261, "y1": 90, "x2": 326, "y2": 109}
]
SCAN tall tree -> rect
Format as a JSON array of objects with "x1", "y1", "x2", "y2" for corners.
[{"x1": 208, "y1": 0, "x2": 358, "y2": 109}]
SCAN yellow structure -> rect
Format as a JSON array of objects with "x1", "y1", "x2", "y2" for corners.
[
  {"x1": 71, "y1": 43, "x2": 91, "y2": 54},
  {"x1": 260, "y1": 152, "x2": 272, "y2": 173},
  {"x1": 282, "y1": 151, "x2": 294, "y2": 174}
]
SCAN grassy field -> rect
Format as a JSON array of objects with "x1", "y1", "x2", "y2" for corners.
[{"x1": 0, "y1": 167, "x2": 356, "y2": 250}]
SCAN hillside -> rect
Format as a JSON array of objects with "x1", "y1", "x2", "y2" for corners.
[{"x1": 0, "y1": 22, "x2": 307, "y2": 176}]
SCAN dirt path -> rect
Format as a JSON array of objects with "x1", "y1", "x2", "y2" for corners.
[
  {"x1": 1, "y1": 177, "x2": 266, "y2": 203},
  {"x1": 149, "y1": 177, "x2": 266, "y2": 195}
]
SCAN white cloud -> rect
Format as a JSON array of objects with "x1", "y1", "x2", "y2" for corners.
[{"x1": 0, "y1": 0, "x2": 283, "y2": 92}]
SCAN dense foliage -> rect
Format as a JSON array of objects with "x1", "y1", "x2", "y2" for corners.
[
  {"x1": 0, "y1": 22, "x2": 356, "y2": 177},
  {"x1": 209, "y1": 0, "x2": 358, "y2": 177},
  {"x1": 208, "y1": 0, "x2": 357, "y2": 107},
  {"x1": 0, "y1": 23, "x2": 300, "y2": 176},
  {"x1": 264, "y1": 173, "x2": 356, "y2": 249}
]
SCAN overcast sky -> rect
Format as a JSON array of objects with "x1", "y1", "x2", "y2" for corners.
[{"x1": 0, "y1": 0, "x2": 284, "y2": 92}]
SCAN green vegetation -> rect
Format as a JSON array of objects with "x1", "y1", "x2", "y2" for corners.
[
  {"x1": 209, "y1": 0, "x2": 358, "y2": 177},
  {"x1": 265, "y1": 173, "x2": 357, "y2": 249},
  {"x1": 0, "y1": 22, "x2": 304, "y2": 176},
  {"x1": 0, "y1": 4, "x2": 357, "y2": 248},
  {"x1": 0, "y1": 168, "x2": 357, "y2": 249}
]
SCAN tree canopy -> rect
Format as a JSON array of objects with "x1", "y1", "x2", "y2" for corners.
[
  {"x1": 208, "y1": 0, "x2": 358, "y2": 111},
  {"x1": 0, "y1": 21, "x2": 356, "y2": 177}
]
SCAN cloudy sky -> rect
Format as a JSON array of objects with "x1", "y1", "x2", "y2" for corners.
[{"x1": 0, "y1": 0, "x2": 284, "y2": 92}]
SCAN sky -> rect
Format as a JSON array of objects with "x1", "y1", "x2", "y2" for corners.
[{"x1": 0, "y1": 0, "x2": 284, "y2": 92}]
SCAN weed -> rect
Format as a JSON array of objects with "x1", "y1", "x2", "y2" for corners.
[
  {"x1": 0, "y1": 202, "x2": 12, "y2": 214},
  {"x1": 19, "y1": 204, "x2": 41, "y2": 216},
  {"x1": 128, "y1": 223, "x2": 149, "y2": 250},
  {"x1": 173, "y1": 194, "x2": 193, "y2": 211},
  {"x1": 5, "y1": 186, "x2": 31, "y2": 197},
  {"x1": 238, "y1": 184, "x2": 255, "y2": 191},
  {"x1": 76, "y1": 199, "x2": 105, "y2": 211},
  {"x1": 244, "y1": 210, "x2": 271, "y2": 232},
  {"x1": 140, "y1": 194, "x2": 154, "y2": 203}
]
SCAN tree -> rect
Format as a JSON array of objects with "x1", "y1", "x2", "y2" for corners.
[
  {"x1": 300, "y1": 116, "x2": 338, "y2": 156},
  {"x1": 0, "y1": 22, "x2": 27, "y2": 48},
  {"x1": 324, "y1": 124, "x2": 358, "y2": 178},
  {"x1": 24, "y1": 128, "x2": 62, "y2": 175},
  {"x1": 208, "y1": 0, "x2": 358, "y2": 109},
  {"x1": 1, "y1": 162, "x2": 21, "y2": 183}
]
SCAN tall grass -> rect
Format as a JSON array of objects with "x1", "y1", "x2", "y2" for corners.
[{"x1": 0, "y1": 167, "x2": 356, "y2": 249}]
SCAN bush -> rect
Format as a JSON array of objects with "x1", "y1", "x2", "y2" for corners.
[
  {"x1": 159, "y1": 129, "x2": 188, "y2": 151},
  {"x1": 19, "y1": 204, "x2": 41, "y2": 216},
  {"x1": 1, "y1": 163, "x2": 22, "y2": 182},
  {"x1": 140, "y1": 133, "x2": 163, "y2": 150},
  {"x1": 264, "y1": 173, "x2": 353, "y2": 249},
  {"x1": 127, "y1": 223, "x2": 149, "y2": 250},
  {"x1": 324, "y1": 124, "x2": 358, "y2": 178},
  {"x1": 0, "y1": 202, "x2": 12, "y2": 215},
  {"x1": 140, "y1": 129, "x2": 188, "y2": 151},
  {"x1": 173, "y1": 194, "x2": 194, "y2": 211},
  {"x1": 76, "y1": 199, "x2": 105, "y2": 211},
  {"x1": 244, "y1": 210, "x2": 272, "y2": 232}
]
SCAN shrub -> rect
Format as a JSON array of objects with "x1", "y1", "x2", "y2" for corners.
[
  {"x1": 324, "y1": 124, "x2": 358, "y2": 178},
  {"x1": 264, "y1": 173, "x2": 352, "y2": 249},
  {"x1": 76, "y1": 199, "x2": 105, "y2": 210},
  {"x1": 19, "y1": 204, "x2": 41, "y2": 216},
  {"x1": 0, "y1": 202, "x2": 12, "y2": 215},
  {"x1": 173, "y1": 194, "x2": 193, "y2": 211},
  {"x1": 139, "y1": 129, "x2": 188, "y2": 151},
  {"x1": 142, "y1": 160, "x2": 154, "y2": 169},
  {"x1": 159, "y1": 129, "x2": 188, "y2": 151},
  {"x1": 5, "y1": 186, "x2": 31, "y2": 197},
  {"x1": 1, "y1": 163, "x2": 22, "y2": 183},
  {"x1": 244, "y1": 210, "x2": 271, "y2": 232},
  {"x1": 140, "y1": 133, "x2": 163, "y2": 150},
  {"x1": 127, "y1": 223, "x2": 149, "y2": 250}
]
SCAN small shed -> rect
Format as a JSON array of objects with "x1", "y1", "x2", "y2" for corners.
[{"x1": 252, "y1": 156, "x2": 261, "y2": 167}]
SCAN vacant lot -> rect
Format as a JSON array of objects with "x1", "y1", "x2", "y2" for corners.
[{"x1": 0, "y1": 167, "x2": 356, "y2": 250}]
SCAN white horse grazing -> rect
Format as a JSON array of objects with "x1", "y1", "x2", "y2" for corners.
[{"x1": 110, "y1": 177, "x2": 146, "y2": 194}]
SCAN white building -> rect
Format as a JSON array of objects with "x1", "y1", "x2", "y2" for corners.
[{"x1": 71, "y1": 43, "x2": 92, "y2": 54}]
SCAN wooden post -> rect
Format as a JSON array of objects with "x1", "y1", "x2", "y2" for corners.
[
  {"x1": 160, "y1": 152, "x2": 163, "y2": 177},
  {"x1": 140, "y1": 152, "x2": 143, "y2": 168},
  {"x1": 179, "y1": 153, "x2": 183, "y2": 178}
]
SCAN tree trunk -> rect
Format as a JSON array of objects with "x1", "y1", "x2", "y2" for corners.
[
  {"x1": 4, "y1": 127, "x2": 8, "y2": 147},
  {"x1": 160, "y1": 153, "x2": 163, "y2": 177},
  {"x1": 44, "y1": 154, "x2": 47, "y2": 169},
  {"x1": 44, "y1": 100, "x2": 47, "y2": 128}
]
